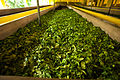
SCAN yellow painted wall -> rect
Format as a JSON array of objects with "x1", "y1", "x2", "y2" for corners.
[
  {"x1": 99, "y1": 0, "x2": 104, "y2": 6},
  {"x1": 50, "y1": 0, "x2": 120, "y2": 6},
  {"x1": 114, "y1": 0, "x2": 120, "y2": 6},
  {"x1": 104, "y1": 0, "x2": 108, "y2": 4},
  {"x1": 80, "y1": 0, "x2": 85, "y2": 4},
  {"x1": 102, "y1": 0, "x2": 120, "y2": 7},
  {"x1": 113, "y1": 0, "x2": 116, "y2": 4},
  {"x1": 54, "y1": 0, "x2": 119, "y2": 5},
  {"x1": 97, "y1": 0, "x2": 101, "y2": 6},
  {"x1": 87, "y1": 0, "x2": 90, "y2": 5},
  {"x1": 49, "y1": 0, "x2": 88, "y2": 3},
  {"x1": 55, "y1": 0, "x2": 84, "y2": 2},
  {"x1": 116, "y1": 0, "x2": 120, "y2": 4}
]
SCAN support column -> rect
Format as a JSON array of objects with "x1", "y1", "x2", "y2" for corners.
[
  {"x1": 97, "y1": 0, "x2": 101, "y2": 6},
  {"x1": 84, "y1": 0, "x2": 87, "y2": 5},
  {"x1": 114, "y1": 0, "x2": 119, "y2": 6},
  {"x1": 91, "y1": 0, "x2": 94, "y2": 7},
  {"x1": 87, "y1": 0, "x2": 90, "y2": 6},
  {"x1": 106, "y1": 0, "x2": 113, "y2": 7},
  {"x1": 37, "y1": 0, "x2": 41, "y2": 26},
  {"x1": 99, "y1": 0, "x2": 104, "y2": 7},
  {"x1": 54, "y1": 0, "x2": 55, "y2": 11}
]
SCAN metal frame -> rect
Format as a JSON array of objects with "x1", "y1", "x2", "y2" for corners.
[
  {"x1": 54, "y1": 0, "x2": 55, "y2": 11},
  {"x1": 108, "y1": 0, "x2": 114, "y2": 15},
  {"x1": 37, "y1": 0, "x2": 41, "y2": 26}
]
